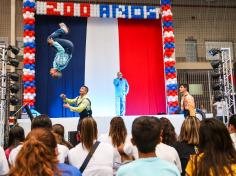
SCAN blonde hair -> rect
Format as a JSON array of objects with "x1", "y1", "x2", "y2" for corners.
[{"x1": 179, "y1": 116, "x2": 200, "y2": 145}]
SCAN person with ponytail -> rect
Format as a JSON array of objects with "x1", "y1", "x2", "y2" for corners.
[
  {"x1": 68, "y1": 118, "x2": 113, "y2": 176},
  {"x1": 9, "y1": 128, "x2": 81, "y2": 176}
]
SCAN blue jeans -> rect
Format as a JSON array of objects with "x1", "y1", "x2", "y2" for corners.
[
  {"x1": 115, "y1": 96, "x2": 126, "y2": 116},
  {"x1": 48, "y1": 28, "x2": 73, "y2": 55}
]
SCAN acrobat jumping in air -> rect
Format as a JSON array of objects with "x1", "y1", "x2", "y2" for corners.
[{"x1": 47, "y1": 23, "x2": 73, "y2": 78}]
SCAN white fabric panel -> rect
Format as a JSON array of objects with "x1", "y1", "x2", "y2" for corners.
[{"x1": 85, "y1": 18, "x2": 120, "y2": 116}]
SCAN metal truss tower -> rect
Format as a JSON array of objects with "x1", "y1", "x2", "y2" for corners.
[
  {"x1": 221, "y1": 48, "x2": 236, "y2": 121},
  {"x1": 0, "y1": 45, "x2": 7, "y2": 146}
]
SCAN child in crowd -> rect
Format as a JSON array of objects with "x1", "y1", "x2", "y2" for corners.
[{"x1": 117, "y1": 116, "x2": 180, "y2": 176}]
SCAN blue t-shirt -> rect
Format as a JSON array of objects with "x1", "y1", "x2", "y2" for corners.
[
  {"x1": 58, "y1": 163, "x2": 82, "y2": 176},
  {"x1": 117, "y1": 157, "x2": 180, "y2": 176}
]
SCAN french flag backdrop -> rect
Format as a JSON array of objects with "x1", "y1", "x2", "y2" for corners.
[{"x1": 35, "y1": 15, "x2": 166, "y2": 117}]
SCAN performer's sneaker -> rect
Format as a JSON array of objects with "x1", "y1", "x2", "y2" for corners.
[{"x1": 59, "y1": 22, "x2": 69, "y2": 34}]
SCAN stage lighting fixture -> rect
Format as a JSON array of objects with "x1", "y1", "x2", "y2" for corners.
[
  {"x1": 9, "y1": 84, "x2": 19, "y2": 94},
  {"x1": 209, "y1": 48, "x2": 221, "y2": 56},
  {"x1": 211, "y1": 60, "x2": 222, "y2": 69},
  {"x1": 8, "y1": 58, "x2": 19, "y2": 67},
  {"x1": 211, "y1": 72, "x2": 222, "y2": 79},
  {"x1": 212, "y1": 83, "x2": 222, "y2": 91},
  {"x1": 10, "y1": 95, "x2": 19, "y2": 106},
  {"x1": 9, "y1": 72, "x2": 19, "y2": 82},
  {"x1": 8, "y1": 45, "x2": 20, "y2": 56}
]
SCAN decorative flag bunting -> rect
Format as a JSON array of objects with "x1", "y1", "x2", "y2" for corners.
[{"x1": 36, "y1": 1, "x2": 160, "y2": 19}]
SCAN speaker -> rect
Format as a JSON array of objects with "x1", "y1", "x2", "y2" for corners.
[{"x1": 68, "y1": 131, "x2": 79, "y2": 147}]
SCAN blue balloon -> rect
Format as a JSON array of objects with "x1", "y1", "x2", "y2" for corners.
[
  {"x1": 24, "y1": 42, "x2": 35, "y2": 48},
  {"x1": 24, "y1": 64, "x2": 30, "y2": 69},
  {"x1": 29, "y1": 2, "x2": 36, "y2": 8},
  {"x1": 161, "y1": 0, "x2": 171, "y2": 5},
  {"x1": 24, "y1": 25, "x2": 35, "y2": 31}
]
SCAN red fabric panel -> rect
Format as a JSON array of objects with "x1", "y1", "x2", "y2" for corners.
[{"x1": 118, "y1": 19, "x2": 166, "y2": 115}]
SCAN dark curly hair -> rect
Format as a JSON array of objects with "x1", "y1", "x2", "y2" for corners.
[{"x1": 160, "y1": 117, "x2": 177, "y2": 146}]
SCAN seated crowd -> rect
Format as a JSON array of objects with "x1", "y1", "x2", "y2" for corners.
[{"x1": 1, "y1": 114, "x2": 236, "y2": 176}]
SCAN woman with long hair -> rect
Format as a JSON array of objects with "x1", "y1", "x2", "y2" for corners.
[
  {"x1": 9, "y1": 128, "x2": 81, "y2": 176},
  {"x1": 173, "y1": 116, "x2": 200, "y2": 176},
  {"x1": 100, "y1": 117, "x2": 134, "y2": 174},
  {"x1": 186, "y1": 118, "x2": 236, "y2": 176},
  {"x1": 109, "y1": 116, "x2": 127, "y2": 147},
  {"x1": 5, "y1": 124, "x2": 25, "y2": 159},
  {"x1": 52, "y1": 124, "x2": 73, "y2": 149},
  {"x1": 160, "y1": 117, "x2": 177, "y2": 146},
  {"x1": 68, "y1": 118, "x2": 113, "y2": 176}
]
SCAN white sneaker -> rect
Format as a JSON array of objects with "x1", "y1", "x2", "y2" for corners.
[{"x1": 59, "y1": 22, "x2": 69, "y2": 34}]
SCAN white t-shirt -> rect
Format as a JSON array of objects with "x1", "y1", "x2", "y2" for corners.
[
  {"x1": 99, "y1": 134, "x2": 135, "y2": 172},
  {"x1": 231, "y1": 133, "x2": 236, "y2": 150},
  {"x1": 9, "y1": 144, "x2": 69, "y2": 165},
  {"x1": 213, "y1": 101, "x2": 226, "y2": 116},
  {"x1": 155, "y1": 143, "x2": 182, "y2": 173},
  {"x1": 0, "y1": 147, "x2": 9, "y2": 175},
  {"x1": 8, "y1": 145, "x2": 22, "y2": 165},
  {"x1": 57, "y1": 144, "x2": 69, "y2": 163},
  {"x1": 68, "y1": 141, "x2": 114, "y2": 176}
]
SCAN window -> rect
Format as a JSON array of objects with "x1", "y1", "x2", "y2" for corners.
[{"x1": 185, "y1": 38, "x2": 197, "y2": 61}]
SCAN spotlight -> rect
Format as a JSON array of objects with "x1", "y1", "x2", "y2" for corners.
[
  {"x1": 8, "y1": 58, "x2": 19, "y2": 67},
  {"x1": 10, "y1": 95, "x2": 19, "y2": 105},
  {"x1": 211, "y1": 72, "x2": 222, "y2": 79},
  {"x1": 212, "y1": 83, "x2": 222, "y2": 91},
  {"x1": 9, "y1": 84, "x2": 19, "y2": 94},
  {"x1": 8, "y1": 45, "x2": 20, "y2": 55},
  {"x1": 211, "y1": 60, "x2": 222, "y2": 69},
  {"x1": 9, "y1": 72, "x2": 19, "y2": 82},
  {"x1": 209, "y1": 48, "x2": 221, "y2": 56}
]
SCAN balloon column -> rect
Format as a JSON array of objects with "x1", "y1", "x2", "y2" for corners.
[
  {"x1": 23, "y1": 0, "x2": 36, "y2": 110},
  {"x1": 161, "y1": 0, "x2": 179, "y2": 114}
]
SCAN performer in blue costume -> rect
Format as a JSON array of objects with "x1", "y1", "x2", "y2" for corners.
[
  {"x1": 47, "y1": 23, "x2": 73, "y2": 78},
  {"x1": 113, "y1": 72, "x2": 129, "y2": 116}
]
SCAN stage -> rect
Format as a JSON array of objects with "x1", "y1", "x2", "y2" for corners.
[{"x1": 18, "y1": 114, "x2": 213, "y2": 140}]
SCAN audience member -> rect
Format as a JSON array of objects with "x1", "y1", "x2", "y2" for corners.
[
  {"x1": 9, "y1": 128, "x2": 81, "y2": 176},
  {"x1": 186, "y1": 118, "x2": 236, "y2": 176},
  {"x1": 100, "y1": 117, "x2": 134, "y2": 173},
  {"x1": 228, "y1": 114, "x2": 236, "y2": 149},
  {"x1": 31, "y1": 114, "x2": 52, "y2": 130},
  {"x1": 52, "y1": 124, "x2": 73, "y2": 149},
  {"x1": 0, "y1": 146, "x2": 9, "y2": 176},
  {"x1": 117, "y1": 116, "x2": 180, "y2": 176},
  {"x1": 141, "y1": 117, "x2": 182, "y2": 172},
  {"x1": 68, "y1": 118, "x2": 113, "y2": 176},
  {"x1": 173, "y1": 116, "x2": 200, "y2": 176},
  {"x1": 5, "y1": 124, "x2": 25, "y2": 159},
  {"x1": 160, "y1": 117, "x2": 177, "y2": 146},
  {"x1": 156, "y1": 140, "x2": 182, "y2": 173},
  {"x1": 9, "y1": 114, "x2": 68, "y2": 165}
]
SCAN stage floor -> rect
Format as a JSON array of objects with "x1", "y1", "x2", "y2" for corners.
[{"x1": 18, "y1": 114, "x2": 212, "y2": 140}]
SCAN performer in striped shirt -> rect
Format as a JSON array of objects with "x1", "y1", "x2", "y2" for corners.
[{"x1": 179, "y1": 84, "x2": 195, "y2": 117}]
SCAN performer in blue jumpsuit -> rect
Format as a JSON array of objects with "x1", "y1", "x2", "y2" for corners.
[
  {"x1": 47, "y1": 23, "x2": 73, "y2": 78},
  {"x1": 113, "y1": 72, "x2": 129, "y2": 116}
]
